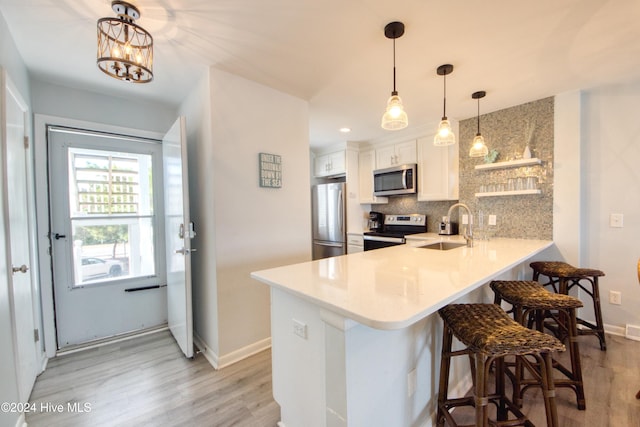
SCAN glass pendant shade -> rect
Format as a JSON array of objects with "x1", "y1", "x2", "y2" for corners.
[
  {"x1": 381, "y1": 22, "x2": 407, "y2": 131},
  {"x1": 97, "y1": 1, "x2": 153, "y2": 83},
  {"x1": 469, "y1": 133, "x2": 489, "y2": 157},
  {"x1": 434, "y1": 64, "x2": 455, "y2": 146},
  {"x1": 381, "y1": 94, "x2": 408, "y2": 130},
  {"x1": 469, "y1": 90, "x2": 488, "y2": 157},
  {"x1": 434, "y1": 118, "x2": 456, "y2": 146}
]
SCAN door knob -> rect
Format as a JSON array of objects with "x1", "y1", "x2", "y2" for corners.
[{"x1": 12, "y1": 264, "x2": 29, "y2": 274}]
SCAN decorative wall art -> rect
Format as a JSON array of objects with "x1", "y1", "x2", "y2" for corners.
[{"x1": 259, "y1": 153, "x2": 282, "y2": 188}]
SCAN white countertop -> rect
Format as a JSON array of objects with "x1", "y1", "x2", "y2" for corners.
[{"x1": 251, "y1": 238, "x2": 553, "y2": 330}]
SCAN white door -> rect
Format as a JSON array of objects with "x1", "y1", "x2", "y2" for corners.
[
  {"x1": 163, "y1": 117, "x2": 194, "y2": 358},
  {"x1": 1, "y1": 70, "x2": 38, "y2": 400},
  {"x1": 49, "y1": 127, "x2": 167, "y2": 348}
]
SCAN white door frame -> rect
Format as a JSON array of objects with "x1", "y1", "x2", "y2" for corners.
[{"x1": 33, "y1": 114, "x2": 164, "y2": 358}]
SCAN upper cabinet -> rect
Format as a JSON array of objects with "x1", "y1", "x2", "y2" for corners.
[
  {"x1": 358, "y1": 149, "x2": 388, "y2": 204},
  {"x1": 314, "y1": 150, "x2": 346, "y2": 177},
  {"x1": 375, "y1": 140, "x2": 417, "y2": 169},
  {"x1": 417, "y1": 133, "x2": 459, "y2": 201}
]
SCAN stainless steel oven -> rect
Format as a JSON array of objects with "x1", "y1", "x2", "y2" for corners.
[{"x1": 363, "y1": 214, "x2": 426, "y2": 251}]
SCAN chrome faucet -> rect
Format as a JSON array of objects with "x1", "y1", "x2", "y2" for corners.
[{"x1": 446, "y1": 203, "x2": 473, "y2": 247}]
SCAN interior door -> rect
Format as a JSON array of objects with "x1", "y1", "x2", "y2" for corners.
[
  {"x1": 2, "y1": 70, "x2": 38, "y2": 400},
  {"x1": 163, "y1": 117, "x2": 194, "y2": 358}
]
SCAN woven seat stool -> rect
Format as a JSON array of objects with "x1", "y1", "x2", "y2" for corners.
[
  {"x1": 530, "y1": 261, "x2": 606, "y2": 350},
  {"x1": 491, "y1": 280, "x2": 586, "y2": 410},
  {"x1": 437, "y1": 303, "x2": 564, "y2": 427}
]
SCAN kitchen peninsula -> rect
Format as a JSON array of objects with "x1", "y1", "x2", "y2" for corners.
[{"x1": 251, "y1": 236, "x2": 553, "y2": 427}]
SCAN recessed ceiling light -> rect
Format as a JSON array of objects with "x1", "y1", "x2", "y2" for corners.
[{"x1": 339, "y1": 127, "x2": 351, "y2": 133}]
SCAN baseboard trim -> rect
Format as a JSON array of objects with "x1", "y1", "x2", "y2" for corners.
[
  {"x1": 625, "y1": 324, "x2": 640, "y2": 341},
  {"x1": 193, "y1": 333, "x2": 272, "y2": 370}
]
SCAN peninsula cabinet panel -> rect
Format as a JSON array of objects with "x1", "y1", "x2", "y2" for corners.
[{"x1": 417, "y1": 135, "x2": 459, "y2": 201}]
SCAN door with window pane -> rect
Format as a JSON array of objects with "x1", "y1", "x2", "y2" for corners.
[{"x1": 48, "y1": 127, "x2": 167, "y2": 348}]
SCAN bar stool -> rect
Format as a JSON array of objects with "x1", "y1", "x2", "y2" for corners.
[
  {"x1": 491, "y1": 280, "x2": 586, "y2": 410},
  {"x1": 530, "y1": 261, "x2": 606, "y2": 350},
  {"x1": 437, "y1": 303, "x2": 564, "y2": 427}
]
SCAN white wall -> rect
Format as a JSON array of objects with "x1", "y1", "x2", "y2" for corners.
[
  {"x1": 181, "y1": 67, "x2": 312, "y2": 366},
  {"x1": 581, "y1": 81, "x2": 640, "y2": 333},
  {"x1": 30, "y1": 79, "x2": 177, "y2": 134},
  {"x1": 211, "y1": 67, "x2": 311, "y2": 358},
  {"x1": 0, "y1": 10, "x2": 29, "y2": 427}
]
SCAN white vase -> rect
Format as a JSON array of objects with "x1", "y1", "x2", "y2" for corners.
[{"x1": 522, "y1": 144, "x2": 532, "y2": 159}]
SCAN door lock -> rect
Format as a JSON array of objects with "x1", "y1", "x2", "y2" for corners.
[
  {"x1": 54, "y1": 233, "x2": 66, "y2": 240},
  {"x1": 12, "y1": 264, "x2": 29, "y2": 274}
]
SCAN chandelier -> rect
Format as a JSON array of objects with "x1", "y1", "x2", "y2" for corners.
[{"x1": 97, "y1": 1, "x2": 153, "y2": 83}]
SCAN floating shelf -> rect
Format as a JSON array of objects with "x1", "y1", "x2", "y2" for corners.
[
  {"x1": 475, "y1": 189, "x2": 542, "y2": 198},
  {"x1": 475, "y1": 158, "x2": 542, "y2": 171}
]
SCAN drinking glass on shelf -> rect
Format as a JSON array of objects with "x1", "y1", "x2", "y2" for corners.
[
  {"x1": 496, "y1": 183, "x2": 505, "y2": 192},
  {"x1": 516, "y1": 177, "x2": 525, "y2": 191},
  {"x1": 526, "y1": 176, "x2": 538, "y2": 190},
  {"x1": 507, "y1": 178, "x2": 516, "y2": 191}
]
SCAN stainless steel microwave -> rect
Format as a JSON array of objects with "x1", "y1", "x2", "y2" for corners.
[{"x1": 373, "y1": 163, "x2": 417, "y2": 196}]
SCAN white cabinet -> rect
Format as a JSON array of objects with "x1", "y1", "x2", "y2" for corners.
[
  {"x1": 375, "y1": 140, "x2": 417, "y2": 169},
  {"x1": 314, "y1": 150, "x2": 346, "y2": 177},
  {"x1": 358, "y1": 149, "x2": 388, "y2": 204},
  {"x1": 347, "y1": 233, "x2": 364, "y2": 254},
  {"x1": 417, "y1": 134, "x2": 459, "y2": 201}
]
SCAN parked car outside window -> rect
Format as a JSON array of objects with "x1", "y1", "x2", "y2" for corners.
[{"x1": 81, "y1": 257, "x2": 123, "y2": 280}]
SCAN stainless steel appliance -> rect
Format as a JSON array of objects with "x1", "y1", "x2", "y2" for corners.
[
  {"x1": 373, "y1": 163, "x2": 417, "y2": 197},
  {"x1": 363, "y1": 214, "x2": 427, "y2": 251},
  {"x1": 438, "y1": 217, "x2": 458, "y2": 235},
  {"x1": 312, "y1": 182, "x2": 346, "y2": 260},
  {"x1": 367, "y1": 211, "x2": 384, "y2": 232}
]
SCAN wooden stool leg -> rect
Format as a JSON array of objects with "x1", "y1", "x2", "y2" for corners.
[
  {"x1": 591, "y1": 277, "x2": 607, "y2": 350},
  {"x1": 436, "y1": 323, "x2": 454, "y2": 427},
  {"x1": 539, "y1": 352, "x2": 560, "y2": 427},
  {"x1": 474, "y1": 353, "x2": 490, "y2": 427},
  {"x1": 567, "y1": 308, "x2": 586, "y2": 409}
]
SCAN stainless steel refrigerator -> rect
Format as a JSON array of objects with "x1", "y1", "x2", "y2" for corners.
[{"x1": 312, "y1": 182, "x2": 346, "y2": 260}]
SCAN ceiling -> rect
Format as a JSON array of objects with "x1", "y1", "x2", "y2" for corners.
[{"x1": 1, "y1": 0, "x2": 640, "y2": 149}]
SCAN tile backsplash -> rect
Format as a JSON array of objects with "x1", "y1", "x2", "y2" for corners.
[{"x1": 373, "y1": 97, "x2": 554, "y2": 240}]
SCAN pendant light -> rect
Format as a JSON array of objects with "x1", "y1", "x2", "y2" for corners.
[
  {"x1": 434, "y1": 64, "x2": 456, "y2": 146},
  {"x1": 97, "y1": 1, "x2": 154, "y2": 83},
  {"x1": 469, "y1": 91, "x2": 489, "y2": 157},
  {"x1": 381, "y1": 22, "x2": 408, "y2": 130}
]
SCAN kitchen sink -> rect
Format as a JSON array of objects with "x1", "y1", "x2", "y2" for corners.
[{"x1": 418, "y1": 241, "x2": 466, "y2": 251}]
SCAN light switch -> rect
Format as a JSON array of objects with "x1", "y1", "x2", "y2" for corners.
[
  {"x1": 488, "y1": 215, "x2": 497, "y2": 226},
  {"x1": 610, "y1": 213, "x2": 624, "y2": 228}
]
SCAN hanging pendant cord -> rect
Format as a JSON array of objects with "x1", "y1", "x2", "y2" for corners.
[
  {"x1": 392, "y1": 37, "x2": 397, "y2": 94},
  {"x1": 442, "y1": 73, "x2": 447, "y2": 118},
  {"x1": 476, "y1": 98, "x2": 481, "y2": 135}
]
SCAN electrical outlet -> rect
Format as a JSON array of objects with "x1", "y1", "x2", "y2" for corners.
[
  {"x1": 609, "y1": 290, "x2": 622, "y2": 305},
  {"x1": 488, "y1": 215, "x2": 497, "y2": 226},
  {"x1": 292, "y1": 319, "x2": 307, "y2": 339},
  {"x1": 407, "y1": 368, "x2": 417, "y2": 397},
  {"x1": 610, "y1": 213, "x2": 624, "y2": 228}
]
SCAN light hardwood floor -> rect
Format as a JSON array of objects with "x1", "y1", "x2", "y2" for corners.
[
  {"x1": 26, "y1": 331, "x2": 280, "y2": 427},
  {"x1": 449, "y1": 333, "x2": 640, "y2": 426},
  {"x1": 27, "y1": 331, "x2": 640, "y2": 426}
]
